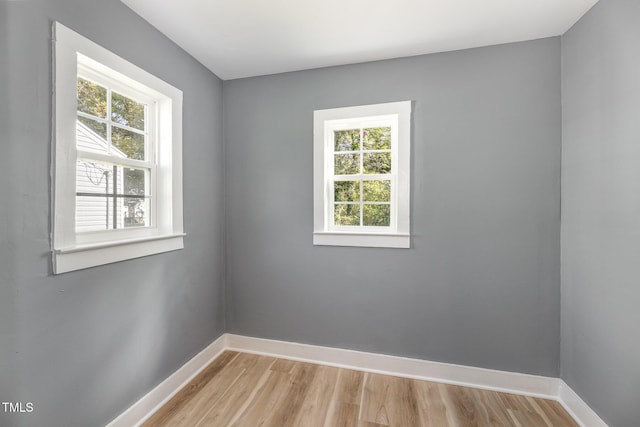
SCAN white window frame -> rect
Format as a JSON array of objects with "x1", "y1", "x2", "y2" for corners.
[
  {"x1": 52, "y1": 22, "x2": 184, "y2": 274},
  {"x1": 313, "y1": 101, "x2": 411, "y2": 248}
]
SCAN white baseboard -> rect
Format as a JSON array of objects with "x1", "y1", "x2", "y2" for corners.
[
  {"x1": 226, "y1": 334, "x2": 560, "y2": 399},
  {"x1": 106, "y1": 333, "x2": 607, "y2": 427},
  {"x1": 105, "y1": 333, "x2": 227, "y2": 427},
  {"x1": 558, "y1": 380, "x2": 608, "y2": 427}
]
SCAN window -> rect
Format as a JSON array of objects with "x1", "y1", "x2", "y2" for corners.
[
  {"x1": 313, "y1": 101, "x2": 411, "y2": 248},
  {"x1": 52, "y1": 22, "x2": 183, "y2": 274}
]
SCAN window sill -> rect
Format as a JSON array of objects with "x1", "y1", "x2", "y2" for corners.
[
  {"x1": 52, "y1": 233, "x2": 185, "y2": 274},
  {"x1": 313, "y1": 231, "x2": 410, "y2": 248}
]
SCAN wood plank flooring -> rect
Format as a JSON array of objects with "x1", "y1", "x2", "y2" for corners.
[{"x1": 143, "y1": 351, "x2": 578, "y2": 427}]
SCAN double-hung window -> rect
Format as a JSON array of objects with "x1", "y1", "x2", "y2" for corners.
[
  {"x1": 52, "y1": 22, "x2": 184, "y2": 273},
  {"x1": 75, "y1": 69, "x2": 154, "y2": 233},
  {"x1": 313, "y1": 101, "x2": 411, "y2": 248}
]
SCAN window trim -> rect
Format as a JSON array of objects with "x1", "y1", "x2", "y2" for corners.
[
  {"x1": 313, "y1": 101, "x2": 411, "y2": 248},
  {"x1": 52, "y1": 22, "x2": 184, "y2": 274}
]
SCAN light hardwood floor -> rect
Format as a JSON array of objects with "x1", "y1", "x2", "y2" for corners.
[{"x1": 143, "y1": 351, "x2": 578, "y2": 427}]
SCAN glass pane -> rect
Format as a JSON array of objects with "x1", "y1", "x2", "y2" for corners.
[
  {"x1": 123, "y1": 167, "x2": 149, "y2": 227},
  {"x1": 334, "y1": 129, "x2": 360, "y2": 151},
  {"x1": 75, "y1": 161, "x2": 150, "y2": 231},
  {"x1": 363, "y1": 152, "x2": 391, "y2": 174},
  {"x1": 76, "y1": 195, "x2": 114, "y2": 232},
  {"x1": 77, "y1": 78, "x2": 107, "y2": 118},
  {"x1": 123, "y1": 197, "x2": 148, "y2": 228},
  {"x1": 334, "y1": 153, "x2": 360, "y2": 175},
  {"x1": 363, "y1": 127, "x2": 391, "y2": 150},
  {"x1": 76, "y1": 159, "x2": 117, "y2": 232},
  {"x1": 334, "y1": 181, "x2": 360, "y2": 202},
  {"x1": 77, "y1": 116, "x2": 107, "y2": 152},
  {"x1": 363, "y1": 204, "x2": 390, "y2": 227},
  {"x1": 112, "y1": 126, "x2": 145, "y2": 160},
  {"x1": 76, "y1": 159, "x2": 114, "y2": 195},
  {"x1": 363, "y1": 180, "x2": 391, "y2": 202},
  {"x1": 123, "y1": 167, "x2": 146, "y2": 196},
  {"x1": 112, "y1": 91, "x2": 145, "y2": 131},
  {"x1": 334, "y1": 204, "x2": 360, "y2": 226}
]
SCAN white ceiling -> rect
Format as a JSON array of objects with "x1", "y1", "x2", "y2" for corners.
[{"x1": 121, "y1": 0, "x2": 598, "y2": 80}]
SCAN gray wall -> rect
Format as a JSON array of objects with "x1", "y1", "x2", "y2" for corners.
[
  {"x1": 224, "y1": 38, "x2": 562, "y2": 376},
  {"x1": 0, "y1": 1, "x2": 225, "y2": 426},
  {"x1": 10, "y1": 0, "x2": 638, "y2": 423},
  {"x1": 561, "y1": 0, "x2": 640, "y2": 425}
]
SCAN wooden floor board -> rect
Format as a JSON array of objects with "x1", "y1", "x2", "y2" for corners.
[
  {"x1": 193, "y1": 354, "x2": 276, "y2": 426},
  {"x1": 413, "y1": 380, "x2": 450, "y2": 426},
  {"x1": 142, "y1": 351, "x2": 579, "y2": 427},
  {"x1": 142, "y1": 351, "x2": 241, "y2": 427},
  {"x1": 229, "y1": 369, "x2": 291, "y2": 426},
  {"x1": 291, "y1": 365, "x2": 340, "y2": 427}
]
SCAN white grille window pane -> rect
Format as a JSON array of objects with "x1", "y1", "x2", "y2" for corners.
[
  {"x1": 334, "y1": 153, "x2": 360, "y2": 175},
  {"x1": 77, "y1": 116, "x2": 107, "y2": 140},
  {"x1": 75, "y1": 160, "x2": 121, "y2": 232},
  {"x1": 334, "y1": 129, "x2": 360, "y2": 151},
  {"x1": 75, "y1": 160, "x2": 150, "y2": 231},
  {"x1": 363, "y1": 204, "x2": 391, "y2": 227},
  {"x1": 75, "y1": 195, "x2": 110, "y2": 232},
  {"x1": 111, "y1": 91, "x2": 145, "y2": 131},
  {"x1": 363, "y1": 180, "x2": 391, "y2": 202},
  {"x1": 112, "y1": 126, "x2": 145, "y2": 160},
  {"x1": 123, "y1": 167, "x2": 149, "y2": 228},
  {"x1": 123, "y1": 197, "x2": 148, "y2": 228},
  {"x1": 363, "y1": 127, "x2": 391, "y2": 150},
  {"x1": 334, "y1": 204, "x2": 360, "y2": 226},
  {"x1": 334, "y1": 181, "x2": 360, "y2": 202},
  {"x1": 76, "y1": 160, "x2": 116, "y2": 196},
  {"x1": 363, "y1": 152, "x2": 391, "y2": 174},
  {"x1": 77, "y1": 77, "x2": 107, "y2": 119},
  {"x1": 76, "y1": 119, "x2": 109, "y2": 155}
]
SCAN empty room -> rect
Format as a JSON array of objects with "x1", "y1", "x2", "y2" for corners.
[{"x1": 1, "y1": 0, "x2": 638, "y2": 426}]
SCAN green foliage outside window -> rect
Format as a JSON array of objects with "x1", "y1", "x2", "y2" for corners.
[{"x1": 332, "y1": 126, "x2": 393, "y2": 227}]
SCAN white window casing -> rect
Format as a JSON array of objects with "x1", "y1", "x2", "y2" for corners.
[
  {"x1": 313, "y1": 101, "x2": 411, "y2": 248},
  {"x1": 52, "y1": 22, "x2": 184, "y2": 273}
]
